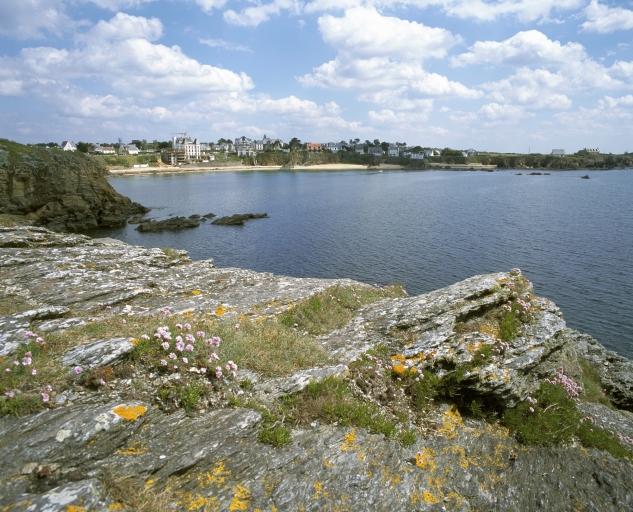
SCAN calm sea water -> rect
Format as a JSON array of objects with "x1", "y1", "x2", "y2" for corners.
[{"x1": 99, "y1": 169, "x2": 633, "y2": 359}]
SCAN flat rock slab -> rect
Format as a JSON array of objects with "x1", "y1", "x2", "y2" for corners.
[{"x1": 61, "y1": 337, "x2": 136, "y2": 368}]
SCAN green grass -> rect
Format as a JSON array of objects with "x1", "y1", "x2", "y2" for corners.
[
  {"x1": 161, "y1": 247, "x2": 182, "y2": 261},
  {"x1": 179, "y1": 382, "x2": 205, "y2": 411},
  {"x1": 578, "y1": 359, "x2": 613, "y2": 408},
  {"x1": 280, "y1": 284, "x2": 407, "y2": 335},
  {"x1": 503, "y1": 381, "x2": 632, "y2": 459}
]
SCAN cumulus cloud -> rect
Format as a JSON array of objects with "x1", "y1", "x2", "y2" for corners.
[
  {"x1": 0, "y1": 0, "x2": 76, "y2": 40},
  {"x1": 224, "y1": 0, "x2": 301, "y2": 26},
  {"x1": 599, "y1": 95, "x2": 633, "y2": 109},
  {"x1": 581, "y1": 0, "x2": 633, "y2": 33},
  {"x1": 199, "y1": 38, "x2": 251, "y2": 52},
  {"x1": 194, "y1": 0, "x2": 229, "y2": 13},
  {"x1": 318, "y1": 7, "x2": 460, "y2": 60},
  {"x1": 79, "y1": 12, "x2": 163, "y2": 43},
  {"x1": 80, "y1": 0, "x2": 157, "y2": 10}
]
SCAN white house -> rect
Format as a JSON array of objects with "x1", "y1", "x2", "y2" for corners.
[
  {"x1": 324, "y1": 142, "x2": 347, "y2": 153},
  {"x1": 60, "y1": 141, "x2": 77, "y2": 152},
  {"x1": 551, "y1": 149, "x2": 565, "y2": 157},
  {"x1": 387, "y1": 144, "x2": 400, "y2": 157},
  {"x1": 355, "y1": 144, "x2": 365, "y2": 154},
  {"x1": 583, "y1": 148, "x2": 600, "y2": 153},
  {"x1": 171, "y1": 136, "x2": 200, "y2": 160},
  {"x1": 102, "y1": 146, "x2": 115, "y2": 154},
  {"x1": 234, "y1": 136, "x2": 256, "y2": 157},
  {"x1": 91, "y1": 143, "x2": 104, "y2": 153},
  {"x1": 262, "y1": 135, "x2": 283, "y2": 150},
  {"x1": 368, "y1": 147, "x2": 383, "y2": 156},
  {"x1": 119, "y1": 144, "x2": 139, "y2": 155}
]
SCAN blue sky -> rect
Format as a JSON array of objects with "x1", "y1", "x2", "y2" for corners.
[{"x1": 1, "y1": 0, "x2": 633, "y2": 153}]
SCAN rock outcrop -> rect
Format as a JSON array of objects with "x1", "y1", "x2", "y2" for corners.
[
  {"x1": 0, "y1": 139, "x2": 148, "y2": 232},
  {"x1": 211, "y1": 213, "x2": 268, "y2": 226},
  {"x1": 0, "y1": 226, "x2": 632, "y2": 511},
  {"x1": 135, "y1": 216, "x2": 200, "y2": 232}
]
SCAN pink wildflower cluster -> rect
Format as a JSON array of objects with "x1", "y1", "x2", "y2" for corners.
[
  {"x1": 2, "y1": 333, "x2": 54, "y2": 404},
  {"x1": 580, "y1": 416, "x2": 633, "y2": 447},
  {"x1": 544, "y1": 366, "x2": 583, "y2": 400}
]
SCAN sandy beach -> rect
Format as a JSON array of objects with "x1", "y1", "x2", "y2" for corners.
[{"x1": 107, "y1": 162, "x2": 404, "y2": 176}]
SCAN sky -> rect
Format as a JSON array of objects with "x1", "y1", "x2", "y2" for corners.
[{"x1": 1, "y1": 0, "x2": 633, "y2": 153}]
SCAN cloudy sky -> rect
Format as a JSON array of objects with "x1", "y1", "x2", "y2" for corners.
[{"x1": 1, "y1": 0, "x2": 633, "y2": 152}]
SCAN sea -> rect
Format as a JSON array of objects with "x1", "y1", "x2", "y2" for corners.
[{"x1": 97, "y1": 168, "x2": 633, "y2": 359}]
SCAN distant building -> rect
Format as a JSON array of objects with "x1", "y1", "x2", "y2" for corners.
[
  {"x1": 306, "y1": 143, "x2": 322, "y2": 152},
  {"x1": 387, "y1": 144, "x2": 400, "y2": 157},
  {"x1": 323, "y1": 142, "x2": 346, "y2": 153},
  {"x1": 60, "y1": 141, "x2": 76, "y2": 152},
  {"x1": 463, "y1": 148, "x2": 478, "y2": 157},
  {"x1": 119, "y1": 144, "x2": 140, "y2": 155},
  {"x1": 404, "y1": 152, "x2": 424, "y2": 160},
  {"x1": 551, "y1": 149, "x2": 565, "y2": 157},
  {"x1": 160, "y1": 136, "x2": 201, "y2": 164},
  {"x1": 101, "y1": 146, "x2": 115, "y2": 154},
  {"x1": 234, "y1": 136, "x2": 256, "y2": 157},
  {"x1": 368, "y1": 147, "x2": 383, "y2": 156},
  {"x1": 355, "y1": 144, "x2": 365, "y2": 154},
  {"x1": 583, "y1": 148, "x2": 600, "y2": 153},
  {"x1": 91, "y1": 143, "x2": 104, "y2": 153},
  {"x1": 262, "y1": 135, "x2": 283, "y2": 151}
]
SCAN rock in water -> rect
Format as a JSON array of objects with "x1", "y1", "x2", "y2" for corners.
[
  {"x1": 0, "y1": 139, "x2": 149, "y2": 232},
  {"x1": 135, "y1": 217, "x2": 200, "y2": 232},
  {"x1": 211, "y1": 213, "x2": 268, "y2": 226}
]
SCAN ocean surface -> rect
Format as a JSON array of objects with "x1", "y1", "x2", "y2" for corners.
[{"x1": 99, "y1": 169, "x2": 633, "y2": 359}]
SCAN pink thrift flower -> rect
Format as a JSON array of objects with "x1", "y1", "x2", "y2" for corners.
[
  {"x1": 182, "y1": 357, "x2": 188, "y2": 364},
  {"x1": 235, "y1": 324, "x2": 240, "y2": 329},
  {"x1": 122, "y1": 319, "x2": 126, "y2": 324},
  {"x1": 25, "y1": 351, "x2": 32, "y2": 357},
  {"x1": 5, "y1": 391, "x2": 14, "y2": 398},
  {"x1": 184, "y1": 323, "x2": 191, "y2": 330},
  {"x1": 176, "y1": 323, "x2": 183, "y2": 330},
  {"x1": 209, "y1": 353, "x2": 220, "y2": 362},
  {"x1": 106, "y1": 306, "x2": 111, "y2": 309},
  {"x1": 160, "y1": 359, "x2": 167, "y2": 366},
  {"x1": 25, "y1": 331, "x2": 36, "y2": 338},
  {"x1": 31, "y1": 369, "x2": 37, "y2": 375},
  {"x1": 41, "y1": 393, "x2": 49, "y2": 402},
  {"x1": 175, "y1": 335, "x2": 183, "y2": 343},
  {"x1": 100, "y1": 379, "x2": 106, "y2": 386},
  {"x1": 36, "y1": 337, "x2": 44, "y2": 343},
  {"x1": 173, "y1": 365, "x2": 178, "y2": 369},
  {"x1": 168, "y1": 353, "x2": 177, "y2": 360},
  {"x1": 74, "y1": 366, "x2": 83, "y2": 374},
  {"x1": 5, "y1": 368, "x2": 10, "y2": 373},
  {"x1": 212, "y1": 336, "x2": 221, "y2": 346},
  {"x1": 161, "y1": 342, "x2": 170, "y2": 350},
  {"x1": 415, "y1": 377, "x2": 420, "y2": 382},
  {"x1": 197, "y1": 331, "x2": 205, "y2": 338},
  {"x1": 175, "y1": 341, "x2": 185, "y2": 352},
  {"x1": 185, "y1": 334, "x2": 195, "y2": 343},
  {"x1": 529, "y1": 407, "x2": 534, "y2": 413},
  {"x1": 185, "y1": 344, "x2": 194, "y2": 352},
  {"x1": 225, "y1": 364, "x2": 231, "y2": 371},
  {"x1": 200, "y1": 368, "x2": 207, "y2": 374},
  {"x1": 46, "y1": 385, "x2": 52, "y2": 392},
  {"x1": 22, "y1": 357, "x2": 32, "y2": 366},
  {"x1": 231, "y1": 371, "x2": 237, "y2": 378},
  {"x1": 141, "y1": 334, "x2": 150, "y2": 340},
  {"x1": 13, "y1": 361, "x2": 19, "y2": 366}
]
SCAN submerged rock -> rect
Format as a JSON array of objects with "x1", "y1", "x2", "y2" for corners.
[
  {"x1": 135, "y1": 217, "x2": 200, "y2": 232},
  {"x1": 211, "y1": 213, "x2": 268, "y2": 226}
]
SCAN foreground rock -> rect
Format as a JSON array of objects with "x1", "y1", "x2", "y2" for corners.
[
  {"x1": 0, "y1": 139, "x2": 148, "y2": 232},
  {"x1": 135, "y1": 216, "x2": 200, "y2": 232},
  {"x1": 0, "y1": 226, "x2": 632, "y2": 511},
  {"x1": 211, "y1": 213, "x2": 268, "y2": 226}
]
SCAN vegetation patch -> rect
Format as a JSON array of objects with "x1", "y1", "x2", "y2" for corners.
[
  {"x1": 280, "y1": 283, "x2": 407, "y2": 335},
  {"x1": 100, "y1": 470, "x2": 175, "y2": 512},
  {"x1": 503, "y1": 367, "x2": 632, "y2": 459}
]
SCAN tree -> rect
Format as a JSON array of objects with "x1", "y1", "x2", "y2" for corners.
[
  {"x1": 442, "y1": 148, "x2": 463, "y2": 157},
  {"x1": 381, "y1": 141, "x2": 389, "y2": 152},
  {"x1": 373, "y1": 139, "x2": 380, "y2": 147},
  {"x1": 76, "y1": 141, "x2": 90, "y2": 153},
  {"x1": 288, "y1": 137, "x2": 302, "y2": 151},
  {"x1": 47, "y1": 142, "x2": 59, "y2": 147},
  {"x1": 152, "y1": 139, "x2": 159, "y2": 149}
]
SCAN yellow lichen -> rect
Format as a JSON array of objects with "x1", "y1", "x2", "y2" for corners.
[
  {"x1": 215, "y1": 304, "x2": 227, "y2": 316},
  {"x1": 65, "y1": 507, "x2": 86, "y2": 512},
  {"x1": 192, "y1": 290, "x2": 202, "y2": 295},
  {"x1": 178, "y1": 493, "x2": 220, "y2": 511},
  {"x1": 312, "y1": 482, "x2": 323, "y2": 499},
  {"x1": 323, "y1": 458, "x2": 334, "y2": 468},
  {"x1": 229, "y1": 485, "x2": 252, "y2": 511},
  {"x1": 108, "y1": 504, "x2": 126, "y2": 510},
  {"x1": 130, "y1": 338, "x2": 138, "y2": 345},
  {"x1": 199, "y1": 461, "x2": 230, "y2": 487},
  {"x1": 415, "y1": 447, "x2": 436, "y2": 472},
  {"x1": 112, "y1": 405, "x2": 147, "y2": 421},
  {"x1": 341, "y1": 429, "x2": 360, "y2": 451},
  {"x1": 392, "y1": 364, "x2": 406, "y2": 375},
  {"x1": 391, "y1": 354, "x2": 406, "y2": 363},
  {"x1": 116, "y1": 441, "x2": 148, "y2": 455}
]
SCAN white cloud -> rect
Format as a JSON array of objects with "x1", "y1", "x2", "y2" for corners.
[
  {"x1": 318, "y1": 7, "x2": 460, "y2": 60},
  {"x1": 581, "y1": 0, "x2": 633, "y2": 33},
  {"x1": 0, "y1": 0, "x2": 76, "y2": 40},
  {"x1": 299, "y1": 56, "x2": 482, "y2": 101},
  {"x1": 599, "y1": 95, "x2": 633, "y2": 109},
  {"x1": 199, "y1": 38, "x2": 251, "y2": 52},
  {"x1": 224, "y1": 0, "x2": 301, "y2": 26},
  {"x1": 80, "y1": 0, "x2": 157, "y2": 10},
  {"x1": 80, "y1": 12, "x2": 163, "y2": 43},
  {"x1": 449, "y1": 102, "x2": 531, "y2": 126},
  {"x1": 194, "y1": 0, "x2": 229, "y2": 13},
  {"x1": 0, "y1": 80, "x2": 23, "y2": 96},
  {"x1": 451, "y1": 30, "x2": 585, "y2": 67},
  {"x1": 367, "y1": 109, "x2": 430, "y2": 124}
]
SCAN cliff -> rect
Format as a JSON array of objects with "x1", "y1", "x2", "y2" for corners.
[
  {"x1": 0, "y1": 226, "x2": 632, "y2": 511},
  {"x1": 0, "y1": 140, "x2": 148, "y2": 232}
]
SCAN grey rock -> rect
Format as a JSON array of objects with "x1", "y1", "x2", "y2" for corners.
[
  {"x1": 61, "y1": 337, "x2": 136, "y2": 368},
  {"x1": 253, "y1": 365, "x2": 349, "y2": 398},
  {"x1": 577, "y1": 402, "x2": 633, "y2": 443},
  {"x1": 135, "y1": 216, "x2": 200, "y2": 232},
  {"x1": 8, "y1": 479, "x2": 113, "y2": 512},
  {"x1": 211, "y1": 213, "x2": 268, "y2": 226}
]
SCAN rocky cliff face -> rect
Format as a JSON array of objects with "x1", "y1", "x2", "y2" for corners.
[
  {"x1": 0, "y1": 226, "x2": 632, "y2": 511},
  {"x1": 0, "y1": 139, "x2": 148, "y2": 231}
]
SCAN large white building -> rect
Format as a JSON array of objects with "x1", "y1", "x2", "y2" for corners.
[{"x1": 172, "y1": 136, "x2": 201, "y2": 160}]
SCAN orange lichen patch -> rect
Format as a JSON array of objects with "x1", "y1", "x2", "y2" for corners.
[
  {"x1": 262, "y1": 474, "x2": 281, "y2": 497},
  {"x1": 437, "y1": 405, "x2": 464, "y2": 440},
  {"x1": 323, "y1": 458, "x2": 334, "y2": 468},
  {"x1": 108, "y1": 503, "x2": 126, "y2": 510},
  {"x1": 391, "y1": 354, "x2": 406, "y2": 363},
  {"x1": 65, "y1": 507, "x2": 86, "y2": 512},
  {"x1": 381, "y1": 466, "x2": 402, "y2": 485},
  {"x1": 178, "y1": 493, "x2": 220, "y2": 511},
  {"x1": 410, "y1": 490, "x2": 440, "y2": 504},
  {"x1": 130, "y1": 338, "x2": 138, "y2": 346},
  {"x1": 467, "y1": 341, "x2": 482, "y2": 352},
  {"x1": 341, "y1": 429, "x2": 360, "y2": 451},
  {"x1": 199, "y1": 461, "x2": 231, "y2": 487},
  {"x1": 215, "y1": 304, "x2": 227, "y2": 316},
  {"x1": 112, "y1": 404, "x2": 147, "y2": 421},
  {"x1": 117, "y1": 441, "x2": 148, "y2": 455},
  {"x1": 480, "y1": 322, "x2": 500, "y2": 338},
  {"x1": 415, "y1": 447, "x2": 436, "y2": 472},
  {"x1": 312, "y1": 482, "x2": 323, "y2": 499},
  {"x1": 392, "y1": 364, "x2": 406, "y2": 375},
  {"x1": 229, "y1": 485, "x2": 251, "y2": 511},
  {"x1": 192, "y1": 290, "x2": 202, "y2": 296}
]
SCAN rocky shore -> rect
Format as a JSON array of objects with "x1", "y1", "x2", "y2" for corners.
[
  {"x1": 0, "y1": 140, "x2": 148, "y2": 232},
  {"x1": 0, "y1": 226, "x2": 632, "y2": 511}
]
